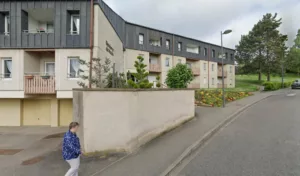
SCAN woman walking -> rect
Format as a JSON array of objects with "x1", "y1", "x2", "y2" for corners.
[{"x1": 62, "y1": 122, "x2": 81, "y2": 176}]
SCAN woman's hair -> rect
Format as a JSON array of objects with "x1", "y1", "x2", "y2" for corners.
[{"x1": 69, "y1": 122, "x2": 79, "y2": 130}]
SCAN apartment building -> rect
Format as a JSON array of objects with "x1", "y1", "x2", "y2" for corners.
[{"x1": 0, "y1": 0, "x2": 235, "y2": 127}]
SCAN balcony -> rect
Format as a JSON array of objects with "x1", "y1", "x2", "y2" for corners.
[
  {"x1": 149, "y1": 64, "x2": 161, "y2": 72},
  {"x1": 217, "y1": 84, "x2": 228, "y2": 88},
  {"x1": 24, "y1": 74, "x2": 56, "y2": 94},
  {"x1": 218, "y1": 69, "x2": 227, "y2": 77},
  {"x1": 192, "y1": 68, "x2": 200, "y2": 76},
  {"x1": 188, "y1": 83, "x2": 200, "y2": 89}
]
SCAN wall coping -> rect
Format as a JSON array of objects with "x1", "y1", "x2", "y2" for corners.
[{"x1": 73, "y1": 88, "x2": 197, "y2": 92}]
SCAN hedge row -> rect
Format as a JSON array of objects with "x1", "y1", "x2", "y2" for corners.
[{"x1": 262, "y1": 81, "x2": 293, "y2": 91}]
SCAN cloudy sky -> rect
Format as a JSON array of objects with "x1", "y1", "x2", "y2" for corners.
[{"x1": 103, "y1": 0, "x2": 300, "y2": 49}]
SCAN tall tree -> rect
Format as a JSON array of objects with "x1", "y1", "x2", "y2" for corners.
[
  {"x1": 286, "y1": 29, "x2": 300, "y2": 76},
  {"x1": 235, "y1": 13, "x2": 288, "y2": 81}
]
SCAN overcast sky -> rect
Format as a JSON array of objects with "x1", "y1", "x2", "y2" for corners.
[{"x1": 103, "y1": 0, "x2": 300, "y2": 49}]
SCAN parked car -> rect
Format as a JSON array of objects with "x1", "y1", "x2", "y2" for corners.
[{"x1": 291, "y1": 79, "x2": 300, "y2": 89}]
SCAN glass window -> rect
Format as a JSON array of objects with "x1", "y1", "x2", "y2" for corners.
[
  {"x1": 68, "y1": 57, "x2": 80, "y2": 78},
  {"x1": 230, "y1": 66, "x2": 232, "y2": 73},
  {"x1": 166, "y1": 40, "x2": 170, "y2": 50},
  {"x1": 212, "y1": 78, "x2": 215, "y2": 85},
  {"x1": 204, "y1": 48, "x2": 208, "y2": 56},
  {"x1": 203, "y1": 63, "x2": 207, "y2": 71},
  {"x1": 165, "y1": 58, "x2": 170, "y2": 67},
  {"x1": 45, "y1": 62, "x2": 55, "y2": 76},
  {"x1": 230, "y1": 54, "x2": 234, "y2": 60},
  {"x1": 212, "y1": 64, "x2": 214, "y2": 71},
  {"x1": 178, "y1": 42, "x2": 182, "y2": 51},
  {"x1": 2, "y1": 58, "x2": 12, "y2": 79},
  {"x1": 4, "y1": 14, "x2": 9, "y2": 35},
  {"x1": 139, "y1": 34, "x2": 144, "y2": 45},
  {"x1": 204, "y1": 77, "x2": 207, "y2": 84},
  {"x1": 70, "y1": 14, "x2": 80, "y2": 35},
  {"x1": 212, "y1": 50, "x2": 216, "y2": 58},
  {"x1": 225, "y1": 53, "x2": 228, "y2": 59}
]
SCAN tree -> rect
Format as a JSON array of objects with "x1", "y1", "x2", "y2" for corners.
[
  {"x1": 105, "y1": 72, "x2": 127, "y2": 88},
  {"x1": 166, "y1": 63, "x2": 193, "y2": 88},
  {"x1": 78, "y1": 57, "x2": 111, "y2": 88},
  {"x1": 156, "y1": 75, "x2": 161, "y2": 88},
  {"x1": 127, "y1": 56, "x2": 153, "y2": 88},
  {"x1": 235, "y1": 13, "x2": 288, "y2": 81},
  {"x1": 286, "y1": 29, "x2": 300, "y2": 76}
]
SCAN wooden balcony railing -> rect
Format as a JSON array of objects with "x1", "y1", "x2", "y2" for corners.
[
  {"x1": 188, "y1": 83, "x2": 200, "y2": 89},
  {"x1": 24, "y1": 75, "x2": 56, "y2": 94},
  {"x1": 217, "y1": 84, "x2": 228, "y2": 88},
  {"x1": 149, "y1": 64, "x2": 161, "y2": 72},
  {"x1": 218, "y1": 69, "x2": 227, "y2": 77},
  {"x1": 191, "y1": 68, "x2": 200, "y2": 75}
]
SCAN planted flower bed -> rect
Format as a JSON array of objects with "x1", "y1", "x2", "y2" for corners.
[{"x1": 195, "y1": 90, "x2": 253, "y2": 107}]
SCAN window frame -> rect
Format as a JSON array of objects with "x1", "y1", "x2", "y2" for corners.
[
  {"x1": 230, "y1": 66, "x2": 232, "y2": 73},
  {"x1": 212, "y1": 49, "x2": 216, "y2": 58},
  {"x1": 204, "y1": 48, "x2": 207, "y2": 56},
  {"x1": 165, "y1": 58, "x2": 170, "y2": 67},
  {"x1": 203, "y1": 63, "x2": 207, "y2": 71},
  {"x1": 67, "y1": 57, "x2": 80, "y2": 79},
  {"x1": 139, "y1": 34, "x2": 144, "y2": 45},
  {"x1": 212, "y1": 77, "x2": 215, "y2": 85},
  {"x1": 1, "y1": 58, "x2": 12, "y2": 80},
  {"x1": 166, "y1": 39, "x2": 170, "y2": 50},
  {"x1": 211, "y1": 64, "x2": 214, "y2": 72},
  {"x1": 70, "y1": 14, "x2": 80, "y2": 35}
]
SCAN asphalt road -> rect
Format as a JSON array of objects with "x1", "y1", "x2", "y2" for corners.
[{"x1": 177, "y1": 90, "x2": 300, "y2": 176}]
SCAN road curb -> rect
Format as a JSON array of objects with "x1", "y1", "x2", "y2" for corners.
[{"x1": 160, "y1": 94, "x2": 273, "y2": 176}]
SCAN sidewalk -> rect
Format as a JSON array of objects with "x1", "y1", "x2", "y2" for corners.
[
  {"x1": 2, "y1": 90, "x2": 283, "y2": 176},
  {"x1": 90, "y1": 91, "x2": 276, "y2": 176}
]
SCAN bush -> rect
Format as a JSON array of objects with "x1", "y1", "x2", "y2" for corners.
[
  {"x1": 262, "y1": 81, "x2": 293, "y2": 91},
  {"x1": 166, "y1": 64, "x2": 194, "y2": 88}
]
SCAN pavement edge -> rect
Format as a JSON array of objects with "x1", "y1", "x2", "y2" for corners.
[{"x1": 160, "y1": 94, "x2": 273, "y2": 176}]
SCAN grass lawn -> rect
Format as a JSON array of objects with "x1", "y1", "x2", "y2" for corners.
[{"x1": 232, "y1": 74, "x2": 299, "y2": 92}]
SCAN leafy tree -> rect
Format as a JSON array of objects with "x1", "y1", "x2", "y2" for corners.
[
  {"x1": 235, "y1": 13, "x2": 288, "y2": 81},
  {"x1": 156, "y1": 75, "x2": 161, "y2": 88},
  {"x1": 78, "y1": 57, "x2": 111, "y2": 88},
  {"x1": 286, "y1": 29, "x2": 300, "y2": 76},
  {"x1": 105, "y1": 72, "x2": 127, "y2": 88},
  {"x1": 166, "y1": 63, "x2": 194, "y2": 88},
  {"x1": 127, "y1": 56, "x2": 153, "y2": 88}
]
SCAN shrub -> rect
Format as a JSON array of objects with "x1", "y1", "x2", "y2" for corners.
[
  {"x1": 156, "y1": 75, "x2": 161, "y2": 88},
  {"x1": 128, "y1": 56, "x2": 153, "y2": 89},
  {"x1": 262, "y1": 81, "x2": 293, "y2": 91},
  {"x1": 166, "y1": 64, "x2": 194, "y2": 88}
]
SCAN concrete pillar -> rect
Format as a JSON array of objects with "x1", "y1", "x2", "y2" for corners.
[{"x1": 50, "y1": 99, "x2": 59, "y2": 127}]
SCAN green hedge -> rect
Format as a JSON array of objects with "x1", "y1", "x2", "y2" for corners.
[{"x1": 262, "y1": 81, "x2": 293, "y2": 91}]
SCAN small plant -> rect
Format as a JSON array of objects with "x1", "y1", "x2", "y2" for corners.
[
  {"x1": 166, "y1": 64, "x2": 194, "y2": 88},
  {"x1": 105, "y1": 72, "x2": 127, "y2": 88},
  {"x1": 156, "y1": 75, "x2": 161, "y2": 88},
  {"x1": 127, "y1": 56, "x2": 153, "y2": 89}
]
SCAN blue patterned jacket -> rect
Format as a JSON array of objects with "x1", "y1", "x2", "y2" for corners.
[{"x1": 62, "y1": 131, "x2": 81, "y2": 160}]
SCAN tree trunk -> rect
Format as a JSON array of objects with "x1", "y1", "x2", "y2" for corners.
[
  {"x1": 258, "y1": 50, "x2": 262, "y2": 81},
  {"x1": 267, "y1": 72, "x2": 270, "y2": 81}
]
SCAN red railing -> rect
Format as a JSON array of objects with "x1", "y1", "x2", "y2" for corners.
[
  {"x1": 24, "y1": 75, "x2": 56, "y2": 94},
  {"x1": 149, "y1": 64, "x2": 161, "y2": 72}
]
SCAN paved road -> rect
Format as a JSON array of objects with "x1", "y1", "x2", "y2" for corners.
[{"x1": 177, "y1": 90, "x2": 300, "y2": 176}]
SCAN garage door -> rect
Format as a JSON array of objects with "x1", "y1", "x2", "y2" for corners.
[
  {"x1": 23, "y1": 99, "x2": 51, "y2": 126},
  {"x1": 0, "y1": 99, "x2": 21, "y2": 126},
  {"x1": 59, "y1": 99, "x2": 73, "y2": 126}
]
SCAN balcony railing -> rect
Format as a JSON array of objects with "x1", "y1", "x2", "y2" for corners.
[
  {"x1": 218, "y1": 69, "x2": 227, "y2": 77},
  {"x1": 149, "y1": 64, "x2": 161, "y2": 72},
  {"x1": 217, "y1": 84, "x2": 228, "y2": 88},
  {"x1": 191, "y1": 68, "x2": 200, "y2": 75},
  {"x1": 24, "y1": 74, "x2": 56, "y2": 94},
  {"x1": 188, "y1": 83, "x2": 200, "y2": 89}
]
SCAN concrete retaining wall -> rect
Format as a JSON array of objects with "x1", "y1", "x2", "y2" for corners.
[{"x1": 73, "y1": 89, "x2": 195, "y2": 153}]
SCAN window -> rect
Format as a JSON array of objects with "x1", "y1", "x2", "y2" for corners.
[
  {"x1": 211, "y1": 64, "x2": 215, "y2": 71},
  {"x1": 203, "y1": 63, "x2": 207, "y2": 71},
  {"x1": 212, "y1": 78, "x2": 215, "y2": 85},
  {"x1": 4, "y1": 13, "x2": 9, "y2": 35},
  {"x1": 165, "y1": 58, "x2": 170, "y2": 67},
  {"x1": 178, "y1": 59, "x2": 182, "y2": 64},
  {"x1": 198, "y1": 47, "x2": 201, "y2": 54},
  {"x1": 225, "y1": 53, "x2": 228, "y2": 59},
  {"x1": 69, "y1": 11, "x2": 80, "y2": 35},
  {"x1": 212, "y1": 49, "x2": 216, "y2": 58},
  {"x1": 44, "y1": 62, "x2": 55, "y2": 76},
  {"x1": 230, "y1": 66, "x2": 232, "y2": 73},
  {"x1": 68, "y1": 57, "x2": 80, "y2": 78},
  {"x1": 178, "y1": 42, "x2": 182, "y2": 51},
  {"x1": 1, "y1": 58, "x2": 12, "y2": 79},
  {"x1": 230, "y1": 54, "x2": 234, "y2": 60},
  {"x1": 204, "y1": 77, "x2": 207, "y2": 84},
  {"x1": 230, "y1": 79, "x2": 233, "y2": 85},
  {"x1": 139, "y1": 34, "x2": 144, "y2": 45},
  {"x1": 204, "y1": 48, "x2": 208, "y2": 56},
  {"x1": 166, "y1": 40, "x2": 170, "y2": 50}
]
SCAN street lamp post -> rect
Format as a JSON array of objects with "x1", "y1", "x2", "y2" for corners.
[{"x1": 221, "y1": 29, "x2": 232, "y2": 108}]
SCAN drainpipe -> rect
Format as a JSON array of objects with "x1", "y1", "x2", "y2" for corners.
[
  {"x1": 89, "y1": 0, "x2": 94, "y2": 88},
  {"x1": 208, "y1": 45, "x2": 210, "y2": 89},
  {"x1": 172, "y1": 34, "x2": 175, "y2": 65}
]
